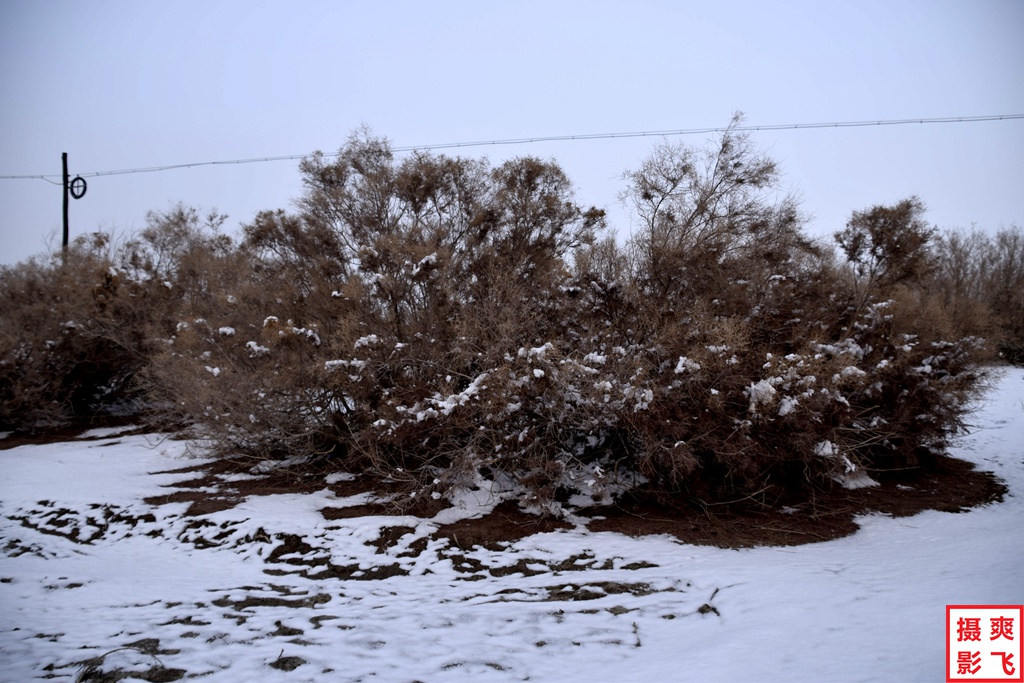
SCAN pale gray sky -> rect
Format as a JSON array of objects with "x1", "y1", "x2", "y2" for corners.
[{"x1": 2, "y1": 0, "x2": 1022, "y2": 265}]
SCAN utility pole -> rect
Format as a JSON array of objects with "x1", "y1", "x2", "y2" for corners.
[
  {"x1": 61, "y1": 153, "x2": 87, "y2": 262},
  {"x1": 62, "y1": 153, "x2": 69, "y2": 260}
]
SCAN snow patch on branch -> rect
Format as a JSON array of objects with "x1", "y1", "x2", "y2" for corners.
[
  {"x1": 674, "y1": 356, "x2": 701, "y2": 374},
  {"x1": 745, "y1": 379, "x2": 778, "y2": 413},
  {"x1": 355, "y1": 334, "x2": 380, "y2": 349}
]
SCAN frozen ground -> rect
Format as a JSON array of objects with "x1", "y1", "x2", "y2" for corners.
[{"x1": 1, "y1": 368, "x2": 1022, "y2": 683}]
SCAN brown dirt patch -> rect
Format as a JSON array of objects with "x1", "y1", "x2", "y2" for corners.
[
  {"x1": 145, "y1": 458, "x2": 379, "y2": 517},
  {"x1": 581, "y1": 453, "x2": 1006, "y2": 548},
  {"x1": 0, "y1": 416, "x2": 150, "y2": 451},
  {"x1": 133, "y1": 441, "x2": 1006, "y2": 550},
  {"x1": 321, "y1": 503, "x2": 390, "y2": 520},
  {"x1": 433, "y1": 500, "x2": 574, "y2": 551}
]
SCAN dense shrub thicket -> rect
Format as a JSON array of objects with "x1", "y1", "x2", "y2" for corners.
[
  {"x1": 929, "y1": 226, "x2": 1024, "y2": 364},
  {"x1": 2, "y1": 121, "x2": 1017, "y2": 512},
  {"x1": 0, "y1": 208, "x2": 232, "y2": 429}
]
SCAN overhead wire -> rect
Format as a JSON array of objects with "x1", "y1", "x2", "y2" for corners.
[{"x1": 1, "y1": 114, "x2": 1022, "y2": 182}]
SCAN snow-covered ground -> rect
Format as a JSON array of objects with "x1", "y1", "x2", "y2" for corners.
[{"x1": 1, "y1": 369, "x2": 1022, "y2": 683}]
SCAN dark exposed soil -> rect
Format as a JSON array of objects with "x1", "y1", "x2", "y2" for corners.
[
  {"x1": 2, "y1": 426, "x2": 1007, "y2": 550},
  {"x1": 142, "y1": 450, "x2": 1005, "y2": 551},
  {"x1": 143, "y1": 457, "x2": 377, "y2": 517},
  {"x1": 434, "y1": 501, "x2": 574, "y2": 551},
  {"x1": 580, "y1": 453, "x2": 1007, "y2": 548},
  {"x1": 0, "y1": 416, "x2": 151, "y2": 451}
]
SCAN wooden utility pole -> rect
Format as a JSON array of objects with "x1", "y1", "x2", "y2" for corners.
[
  {"x1": 62, "y1": 152, "x2": 69, "y2": 260},
  {"x1": 61, "y1": 154, "x2": 87, "y2": 262}
]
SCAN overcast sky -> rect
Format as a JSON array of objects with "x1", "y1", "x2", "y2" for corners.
[{"x1": 1, "y1": 0, "x2": 1022, "y2": 266}]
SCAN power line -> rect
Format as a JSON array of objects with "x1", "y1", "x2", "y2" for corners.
[
  {"x1": 2, "y1": 114, "x2": 1022, "y2": 181},
  {"x1": 396, "y1": 114, "x2": 1024, "y2": 150}
]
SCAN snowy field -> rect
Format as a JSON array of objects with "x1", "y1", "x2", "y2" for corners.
[{"x1": 1, "y1": 368, "x2": 1022, "y2": 683}]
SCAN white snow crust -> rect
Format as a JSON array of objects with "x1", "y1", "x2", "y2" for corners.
[{"x1": 1, "y1": 369, "x2": 1022, "y2": 682}]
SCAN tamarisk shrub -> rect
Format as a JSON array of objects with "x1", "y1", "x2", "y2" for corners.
[
  {"x1": 0, "y1": 206, "x2": 225, "y2": 431},
  {"x1": 143, "y1": 124, "x2": 989, "y2": 512}
]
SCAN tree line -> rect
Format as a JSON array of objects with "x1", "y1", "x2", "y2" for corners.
[{"x1": 2, "y1": 119, "x2": 1020, "y2": 511}]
